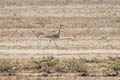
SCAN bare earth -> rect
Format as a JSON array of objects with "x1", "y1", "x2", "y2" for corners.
[
  {"x1": 0, "y1": 4, "x2": 120, "y2": 50},
  {"x1": 0, "y1": 0, "x2": 120, "y2": 80},
  {"x1": 0, "y1": 76, "x2": 120, "y2": 80}
]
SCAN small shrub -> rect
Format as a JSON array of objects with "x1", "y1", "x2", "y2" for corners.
[
  {"x1": 90, "y1": 56, "x2": 100, "y2": 63},
  {"x1": 108, "y1": 58, "x2": 120, "y2": 72},
  {"x1": 31, "y1": 56, "x2": 87, "y2": 73},
  {"x1": 31, "y1": 56, "x2": 59, "y2": 73},
  {"x1": 0, "y1": 60, "x2": 13, "y2": 73},
  {"x1": 69, "y1": 58, "x2": 87, "y2": 73}
]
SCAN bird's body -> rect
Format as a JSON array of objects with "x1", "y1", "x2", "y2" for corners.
[
  {"x1": 46, "y1": 25, "x2": 63, "y2": 48},
  {"x1": 45, "y1": 34, "x2": 59, "y2": 40}
]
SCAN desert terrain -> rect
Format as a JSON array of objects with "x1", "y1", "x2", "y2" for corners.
[{"x1": 0, "y1": 0, "x2": 120, "y2": 80}]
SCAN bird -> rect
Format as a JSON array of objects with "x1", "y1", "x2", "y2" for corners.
[{"x1": 46, "y1": 25, "x2": 63, "y2": 48}]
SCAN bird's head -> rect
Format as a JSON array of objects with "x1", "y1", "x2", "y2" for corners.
[
  {"x1": 57, "y1": 24, "x2": 64, "y2": 29},
  {"x1": 60, "y1": 24, "x2": 64, "y2": 26},
  {"x1": 59, "y1": 25, "x2": 64, "y2": 29},
  {"x1": 60, "y1": 25, "x2": 63, "y2": 27}
]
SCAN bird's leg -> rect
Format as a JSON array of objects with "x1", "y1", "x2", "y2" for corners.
[
  {"x1": 47, "y1": 40, "x2": 52, "y2": 48},
  {"x1": 54, "y1": 40, "x2": 58, "y2": 47}
]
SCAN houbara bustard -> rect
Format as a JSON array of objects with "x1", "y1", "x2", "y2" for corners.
[
  {"x1": 32, "y1": 25, "x2": 63, "y2": 48},
  {"x1": 46, "y1": 25, "x2": 63, "y2": 48}
]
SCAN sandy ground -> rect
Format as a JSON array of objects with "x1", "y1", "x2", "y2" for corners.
[
  {"x1": 0, "y1": 0, "x2": 120, "y2": 79},
  {"x1": 0, "y1": 4, "x2": 120, "y2": 51},
  {"x1": 0, "y1": 76, "x2": 120, "y2": 80}
]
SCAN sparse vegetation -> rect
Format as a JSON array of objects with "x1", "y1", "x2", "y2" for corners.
[
  {"x1": 0, "y1": 55, "x2": 119, "y2": 77},
  {"x1": 0, "y1": 54, "x2": 119, "y2": 80},
  {"x1": 30, "y1": 56, "x2": 87, "y2": 73},
  {"x1": 87, "y1": 56, "x2": 100, "y2": 63},
  {"x1": 0, "y1": 60, "x2": 13, "y2": 73},
  {"x1": 108, "y1": 57, "x2": 120, "y2": 72},
  {"x1": 0, "y1": 56, "x2": 87, "y2": 74},
  {"x1": 0, "y1": 0, "x2": 120, "y2": 79}
]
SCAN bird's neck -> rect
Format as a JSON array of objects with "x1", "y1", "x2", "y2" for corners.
[{"x1": 58, "y1": 27, "x2": 61, "y2": 36}]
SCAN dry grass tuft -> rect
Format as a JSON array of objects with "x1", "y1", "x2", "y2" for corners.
[{"x1": 30, "y1": 56, "x2": 87, "y2": 73}]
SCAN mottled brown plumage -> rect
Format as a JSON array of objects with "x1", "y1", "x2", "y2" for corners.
[{"x1": 46, "y1": 25, "x2": 63, "y2": 48}]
